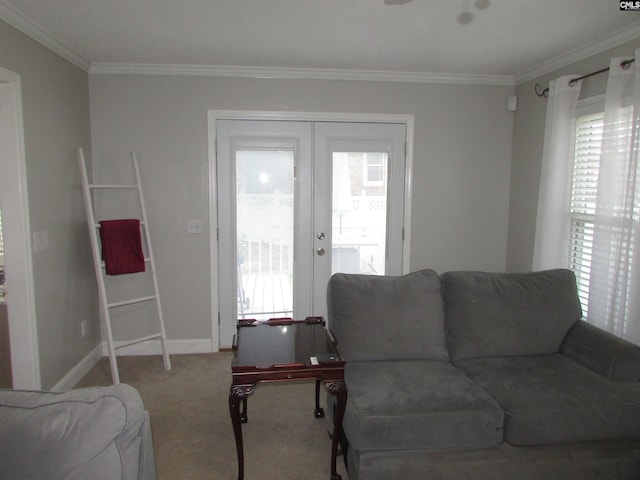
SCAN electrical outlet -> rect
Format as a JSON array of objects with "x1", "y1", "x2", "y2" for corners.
[{"x1": 81, "y1": 319, "x2": 88, "y2": 337}]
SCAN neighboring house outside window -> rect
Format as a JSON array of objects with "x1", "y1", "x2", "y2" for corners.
[{"x1": 363, "y1": 152, "x2": 386, "y2": 187}]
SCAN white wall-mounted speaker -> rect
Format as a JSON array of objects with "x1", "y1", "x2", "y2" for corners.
[{"x1": 507, "y1": 95, "x2": 517, "y2": 112}]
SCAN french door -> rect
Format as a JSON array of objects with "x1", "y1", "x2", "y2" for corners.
[{"x1": 216, "y1": 119, "x2": 406, "y2": 346}]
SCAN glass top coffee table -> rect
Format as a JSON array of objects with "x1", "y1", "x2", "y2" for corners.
[{"x1": 229, "y1": 317, "x2": 346, "y2": 480}]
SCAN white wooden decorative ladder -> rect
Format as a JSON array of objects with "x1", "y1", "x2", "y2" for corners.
[{"x1": 78, "y1": 147, "x2": 171, "y2": 384}]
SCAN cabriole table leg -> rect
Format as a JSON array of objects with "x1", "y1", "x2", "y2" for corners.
[
  {"x1": 326, "y1": 380, "x2": 347, "y2": 480},
  {"x1": 314, "y1": 379, "x2": 325, "y2": 418},
  {"x1": 229, "y1": 384, "x2": 253, "y2": 480}
]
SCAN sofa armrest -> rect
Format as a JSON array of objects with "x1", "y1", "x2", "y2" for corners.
[
  {"x1": 0, "y1": 384, "x2": 156, "y2": 480},
  {"x1": 140, "y1": 411, "x2": 157, "y2": 480},
  {"x1": 560, "y1": 320, "x2": 640, "y2": 382}
]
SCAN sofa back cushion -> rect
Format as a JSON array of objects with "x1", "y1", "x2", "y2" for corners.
[
  {"x1": 327, "y1": 269, "x2": 448, "y2": 362},
  {"x1": 442, "y1": 269, "x2": 582, "y2": 361}
]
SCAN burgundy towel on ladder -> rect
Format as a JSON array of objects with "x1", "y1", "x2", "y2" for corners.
[{"x1": 99, "y1": 219, "x2": 145, "y2": 275}]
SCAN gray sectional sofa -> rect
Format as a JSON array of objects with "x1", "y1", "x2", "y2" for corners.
[
  {"x1": 0, "y1": 383, "x2": 156, "y2": 480},
  {"x1": 327, "y1": 269, "x2": 640, "y2": 480}
]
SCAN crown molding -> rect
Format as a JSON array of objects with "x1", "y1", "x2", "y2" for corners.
[
  {"x1": 515, "y1": 22, "x2": 640, "y2": 85},
  {"x1": 89, "y1": 62, "x2": 515, "y2": 86},
  {"x1": 3, "y1": 0, "x2": 638, "y2": 87},
  {"x1": 0, "y1": 1, "x2": 91, "y2": 71}
]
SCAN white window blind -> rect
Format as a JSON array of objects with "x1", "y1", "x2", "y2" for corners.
[
  {"x1": 569, "y1": 111, "x2": 604, "y2": 316},
  {"x1": 570, "y1": 101, "x2": 639, "y2": 339}
]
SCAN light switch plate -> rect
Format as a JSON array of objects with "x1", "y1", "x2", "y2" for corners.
[{"x1": 33, "y1": 230, "x2": 49, "y2": 252}]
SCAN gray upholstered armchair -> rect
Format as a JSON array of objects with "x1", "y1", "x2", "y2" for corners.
[{"x1": 0, "y1": 383, "x2": 156, "y2": 480}]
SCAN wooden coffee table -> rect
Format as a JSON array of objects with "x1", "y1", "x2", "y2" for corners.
[{"x1": 228, "y1": 317, "x2": 347, "y2": 480}]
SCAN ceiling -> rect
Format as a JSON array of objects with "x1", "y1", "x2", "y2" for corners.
[{"x1": 2, "y1": 0, "x2": 640, "y2": 84}]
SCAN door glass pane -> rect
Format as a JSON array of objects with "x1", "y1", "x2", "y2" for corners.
[
  {"x1": 236, "y1": 150, "x2": 294, "y2": 320},
  {"x1": 332, "y1": 152, "x2": 387, "y2": 275}
]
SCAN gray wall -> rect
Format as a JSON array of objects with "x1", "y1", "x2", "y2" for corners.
[
  {"x1": 5, "y1": 9, "x2": 637, "y2": 370},
  {"x1": 2, "y1": 7, "x2": 638, "y2": 379},
  {"x1": 89, "y1": 75, "x2": 515, "y2": 345},
  {"x1": 507, "y1": 38, "x2": 640, "y2": 272},
  {"x1": 0, "y1": 20, "x2": 97, "y2": 389}
]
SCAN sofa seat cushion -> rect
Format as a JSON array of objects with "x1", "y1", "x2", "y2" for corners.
[
  {"x1": 343, "y1": 360, "x2": 504, "y2": 451},
  {"x1": 0, "y1": 384, "x2": 151, "y2": 480},
  {"x1": 442, "y1": 269, "x2": 582, "y2": 361},
  {"x1": 328, "y1": 269, "x2": 448, "y2": 362},
  {"x1": 455, "y1": 354, "x2": 640, "y2": 446}
]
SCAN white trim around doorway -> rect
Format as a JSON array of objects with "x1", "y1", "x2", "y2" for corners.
[
  {"x1": 207, "y1": 110, "x2": 414, "y2": 350},
  {"x1": 0, "y1": 66, "x2": 41, "y2": 389}
]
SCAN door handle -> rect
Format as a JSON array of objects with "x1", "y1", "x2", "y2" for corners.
[
  {"x1": 316, "y1": 232, "x2": 325, "y2": 240},
  {"x1": 316, "y1": 247, "x2": 325, "y2": 256}
]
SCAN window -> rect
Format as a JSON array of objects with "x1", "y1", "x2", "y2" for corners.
[
  {"x1": 363, "y1": 152, "x2": 386, "y2": 185},
  {"x1": 569, "y1": 97, "x2": 637, "y2": 337},
  {"x1": 569, "y1": 110, "x2": 604, "y2": 316}
]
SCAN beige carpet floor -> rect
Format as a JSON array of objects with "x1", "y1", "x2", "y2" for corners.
[{"x1": 76, "y1": 353, "x2": 349, "y2": 480}]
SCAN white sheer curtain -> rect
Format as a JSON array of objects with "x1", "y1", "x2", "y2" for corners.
[
  {"x1": 533, "y1": 76, "x2": 582, "y2": 270},
  {"x1": 588, "y1": 51, "x2": 640, "y2": 344}
]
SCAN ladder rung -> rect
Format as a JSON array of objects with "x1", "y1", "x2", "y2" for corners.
[
  {"x1": 101, "y1": 258, "x2": 151, "y2": 268},
  {"x1": 114, "y1": 333, "x2": 163, "y2": 350},
  {"x1": 108, "y1": 295, "x2": 156, "y2": 308},
  {"x1": 89, "y1": 184, "x2": 138, "y2": 189},
  {"x1": 95, "y1": 221, "x2": 145, "y2": 228}
]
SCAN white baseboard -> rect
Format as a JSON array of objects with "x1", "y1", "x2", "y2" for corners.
[
  {"x1": 101, "y1": 338, "x2": 216, "y2": 356},
  {"x1": 51, "y1": 344, "x2": 103, "y2": 392},
  {"x1": 52, "y1": 339, "x2": 216, "y2": 392}
]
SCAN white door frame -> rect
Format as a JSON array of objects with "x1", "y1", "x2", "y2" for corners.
[
  {"x1": 208, "y1": 110, "x2": 414, "y2": 349},
  {"x1": 312, "y1": 121, "x2": 407, "y2": 319},
  {"x1": 0, "y1": 66, "x2": 41, "y2": 389}
]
